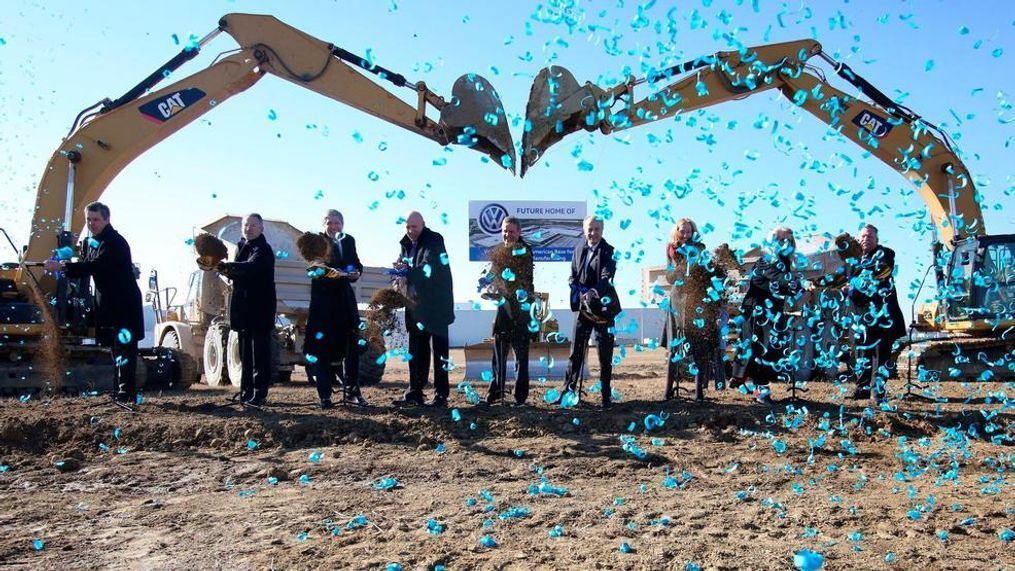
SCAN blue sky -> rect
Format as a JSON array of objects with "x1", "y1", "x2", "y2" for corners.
[{"x1": 1, "y1": 1, "x2": 1012, "y2": 316}]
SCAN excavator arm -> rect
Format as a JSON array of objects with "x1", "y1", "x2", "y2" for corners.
[
  {"x1": 25, "y1": 13, "x2": 515, "y2": 267},
  {"x1": 521, "y1": 39, "x2": 983, "y2": 247}
]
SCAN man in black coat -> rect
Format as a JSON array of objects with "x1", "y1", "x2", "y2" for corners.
[
  {"x1": 393, "y1": 211, "x2": 455, "y2": 407},
  {"x1": 45, "y1": 201, "x2": 144, "y2": 403},
  {"x1": 563, "y1": 216, "x2": 621, "y2": 409},
  {"x1": 846, "y1": 224, "x2": 906, "y2": 401},
  {"x1": 219, "y1": 213, "x2": 276, "y2": 406},
  {"x1": 304, "y1": 209, "x2": 366, "y2": 408},
  {"x1": 483, "y1": 216, "x2": 536, "y2": 405}
]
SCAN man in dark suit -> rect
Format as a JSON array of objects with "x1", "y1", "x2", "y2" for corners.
[
  {"x1": 305, "y1": 209, "x2": 367, "y2": 408},
  {"x1": 562, "y1": 215, "x2": 621, "y2": 409},
  {"x1": 393, "y1": 211, "x2": 455, "y2": 407},
  {"x1": 484, "y1": 216, "x2": 536, "y2": 405},
  {"x1": 219, "y1": 213, "x2": 276, "y2": 406},
  {"x1": 45, "y1": 201, "x2": 144, "y2": 403},
  {"x1": 846, "y1": 224, "x2": 906, "y2": 401}
]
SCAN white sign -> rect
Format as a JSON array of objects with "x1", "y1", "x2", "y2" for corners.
[{"x1": 468, "y1": 200, "x2": 587, "y2": 262}]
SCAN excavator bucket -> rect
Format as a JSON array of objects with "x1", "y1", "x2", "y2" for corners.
[
  {"x1": 521, "y1": 66, "x2": 607, "y2": 177},
  {"x1": 440, "y1": 74, "x2": 516, "y2": 173}
]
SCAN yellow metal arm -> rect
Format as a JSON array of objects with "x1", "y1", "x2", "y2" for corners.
[
  {"x1": 27, "y1": 51, "x2": 263, "y2": 264},
  {"x1": 24, "y1": 13, "x2": 514, "y2": 283},
  {"x1": 522, "y1": 38, "x2": 983, "y2": 247}
]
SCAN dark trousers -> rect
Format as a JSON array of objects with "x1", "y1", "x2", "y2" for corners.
[
  {"x1": 238, "y1": 329, "x2": 271, "y2": 401},
  {"x1": 313, "y1": 333, "x2": 361, "y2": 402},
  {"x1": 488, "y1": 332, "x2": 530, "y2": 403},
  {"x1": 856, "y1": 333, "x2": 899, "y2": 393},
  {"x1": 406, "y1": 325, "x2": 450, "y2": 401},
  {"x1": 564, "y1": 314, "x2": 615, "y2": 404},
  {"x1": 112, "y1": 337, "x2": 139, "y2": 398}
]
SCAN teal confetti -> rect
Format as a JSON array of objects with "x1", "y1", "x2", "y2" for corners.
[{"x1": 793, "y1": 549, "x2": 824, "y2": 570}]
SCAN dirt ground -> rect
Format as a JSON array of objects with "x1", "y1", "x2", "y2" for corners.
[{"x1": 1, "y1": 349, "x2": 1012, "y2": 570}]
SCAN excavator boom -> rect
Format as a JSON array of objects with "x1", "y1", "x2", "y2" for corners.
[
  {"x1": 25, "y1": 13, "x2": 515, "y2": 267},
  {"x1": 521, "y1": 39, "x2": 982, "y2": 246}
]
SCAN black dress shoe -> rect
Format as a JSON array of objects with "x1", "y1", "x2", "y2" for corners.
[
  {"x1": 427, "y1": 396, "x2": 449, "y2": 408},
  {"x1": 346, "y1": 394, "x2": 369, "y2": 407},
  {"x1": 114, "y1": 392, "x2": 135, "y2": 404},
  {"x1": 244, "y1": 397, "x2": 266, "y2": 407},
  {"x1": 851, "y1": 386, "x2": 871, "y2": 400},
  {"x1": 320, "y1": 399, "x2": 334, "y2": 410}
]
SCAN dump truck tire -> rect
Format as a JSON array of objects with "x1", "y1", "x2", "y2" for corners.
[
  {"x1": 160, "y1": 329, "x2": 200, "y2": 388},
  {"x1": 203, "y1": 324, "x2": 230, "y2": 386},
  {"x1": 358, "y1": 345, "x2": 386, "y2": 386},
  {"x1": 269, "y1": 335, "x2": 283, "y2": 384},
  {"x1": 226, "y1": 331, "x2": 243, "y2": 387},
  {"x1": 227, "y1": 330, "x2": 284, "y2": 385}
]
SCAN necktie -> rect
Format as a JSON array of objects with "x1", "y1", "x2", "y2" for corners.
[{"x1": 581, "y1": 244, "x2": 595, "y2": 282}]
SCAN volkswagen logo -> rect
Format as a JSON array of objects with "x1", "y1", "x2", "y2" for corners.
[{"x1": 478, "y1": 203, "x2": 509, "y2": 234}]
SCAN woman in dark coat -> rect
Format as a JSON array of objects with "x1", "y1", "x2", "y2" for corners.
[
  {"x1": 662, "y1": 218, "x2": 726, "y2": 402},
  {"x1": 731, "y1": 226, "x2": 805, "y2": 404}
]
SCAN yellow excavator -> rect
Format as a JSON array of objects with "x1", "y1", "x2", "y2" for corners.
[
  {"x1": 0, "y1": 13, "x2": 515, "y2": 394},
  {"x1": 520, "y1": 38, "x2": 1014, "y2": 382}
]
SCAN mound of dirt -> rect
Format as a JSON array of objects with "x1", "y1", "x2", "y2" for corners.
[{"x1": 0, "y1": 351, "x2": 1011, "y2": 568}]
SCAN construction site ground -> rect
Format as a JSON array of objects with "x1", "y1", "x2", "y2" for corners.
[{"x1": 1, "y1": 349, "x2": 1012, "y2": 569}]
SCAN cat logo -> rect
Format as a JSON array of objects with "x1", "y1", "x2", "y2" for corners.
[
  {"x1": 851, "y1": 109, "x2": 894, "y2": 139},
  {"x1": 138, "y1": 88, "x2": 207, "y2": 123}
]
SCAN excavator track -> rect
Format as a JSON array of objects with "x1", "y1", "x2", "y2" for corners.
[
  {"x1": 902, "y1": 335, "x2": 1015, "y2": 383},
  {"x1": 0, "y1": 341, "x2": 120, "y2": 396}
]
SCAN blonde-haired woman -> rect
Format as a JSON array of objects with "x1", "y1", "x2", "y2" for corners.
[
  {"x1": 663, "y1": 218, "x2": 725, "y2": 402},
  {"x1": 730, "y1": 226, "x2": 804, "y2": 404}
]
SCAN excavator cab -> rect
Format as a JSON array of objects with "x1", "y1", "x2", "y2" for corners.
[
  {"x1": 945, "y1": 235, "x2": 1015, "y2": 324},
  {"x1": 943, "y1": 238, "x2": 979, "y2": 322},
  {"x1": 976, "y1": 238, "x2": 1015, "y2": 317},
  {"x1": 943, "y1": 235, "x2": 1015, "y2": 325}
]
